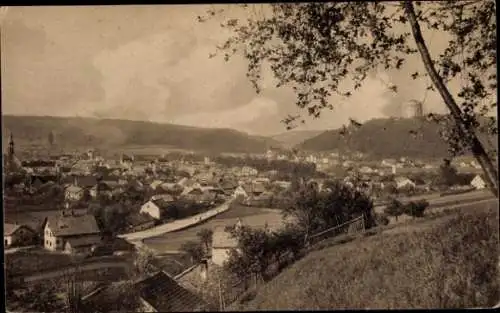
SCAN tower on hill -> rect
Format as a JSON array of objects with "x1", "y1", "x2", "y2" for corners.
[{"x1": 402, "y1": 100, "x2": 424, "y2": 118}]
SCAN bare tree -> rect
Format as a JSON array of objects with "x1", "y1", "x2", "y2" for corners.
[{"x1": 200, "y1": 1, "x2": 498, "y2": 197}]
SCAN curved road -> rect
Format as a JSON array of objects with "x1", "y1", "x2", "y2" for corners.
[{"x1": 118, "y1": 201, "x2": 231, "y2": 242}]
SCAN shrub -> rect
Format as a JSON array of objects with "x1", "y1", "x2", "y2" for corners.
[
  {"x1": 180, "y1": 241, "x2": 204, "y2": 265},
  {"x1": 224, "y1": 225, "x2": 278, "y2": 282},
  {"x1": 283, "y1": 180, "x2": 375, "y2": 236},
  {"x1": 384, "y1": 199, "x2": 405, "y2": 221},
  {"x1": 375, "y1": 213, "x2": 390, "y2": 226},
  {"x1": 404, "y1": 200, "x2": 429, "y2": 218}
]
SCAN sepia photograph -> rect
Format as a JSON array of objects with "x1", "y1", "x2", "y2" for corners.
[{"x1": 1, "y1": 2, "x2": 498, "y2": 312}]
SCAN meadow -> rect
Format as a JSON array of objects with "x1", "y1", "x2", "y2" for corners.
[
  {"x1": 143, "y1": 205, "x2": 289, "y2": 253},
  {"x1": 239, "y1": 200, "x2": 499, "y2": 310}
]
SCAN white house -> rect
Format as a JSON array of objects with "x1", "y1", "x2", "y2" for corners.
[
  {"x1": 359, "y1": 166, "x2": 374, "y2": 174},
  {"x1": 64, "y1": 185, "x2": 85, "y2": 201},
  {"x1": 394, "y1": 176, "x2": 416, "y2": 190},
  {"x1": 233, "y1": 185, "x2": 249, "y2": 199},
  {"x1": 149, "y1": 180, "x2": 164, "y2": 191},
  {"x1": 470, "y1": 174, "x2": 487, "y2": 190},
  {"x1": 140, "y1": 197, "x2": 174, "y2": 220},
  {"x1": 241, "y1": 166, "x2": 258, "y2": 177},
  {"x1": 274, "y1": 180, "x2": 292, "y2": 190},
  {"x1": 44, "y1": 212, "x2": 101, "y2": 254},
  {"x1": 253, "y1": 177, "x2": 270, "y2": 184},
  {"x1": 381, "y1": 159, "x2": 397, "y2": 167}
]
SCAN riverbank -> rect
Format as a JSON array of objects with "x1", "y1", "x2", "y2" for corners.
[{"x1": 118, "y1": 200, "x2": 232, "y2": 242}]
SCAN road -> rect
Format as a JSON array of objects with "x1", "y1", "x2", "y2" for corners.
[
  {"x1": 374, "y1": 189, "x2": 495, "y2": 214},
  {"x1": 118, "y1": 201, "x2": 231, "y2": 242}
]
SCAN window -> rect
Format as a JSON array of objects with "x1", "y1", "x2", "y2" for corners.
[{"x1": 5, "y1": 239, "x2": 8, "y2": 246}]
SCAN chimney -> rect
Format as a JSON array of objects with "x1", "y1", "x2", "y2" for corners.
[
  {"x1": 74, "y1": 176, "x2": 78, "y2": 186},
  {"x1": 392, "y1": 165, "x2": 396, "y2": 175}
]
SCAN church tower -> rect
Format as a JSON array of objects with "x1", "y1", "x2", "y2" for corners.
[{"x1": 8, "y1": 132, "x2": 14, "y2": 159}]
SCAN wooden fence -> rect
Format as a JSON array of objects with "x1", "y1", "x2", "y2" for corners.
[
  {"x1": 220, "y1": 214, "x2": 367, "y2": 310},
  {"x1": 306, "y1": 214, "x2": 366, "y2": 247}
]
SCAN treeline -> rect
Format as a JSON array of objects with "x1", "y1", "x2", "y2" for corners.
[
  {"x1": 213, "y1": 156, "x2": 322, "y2": 179},
  {"x1": 221, "y1": 181, "x2": 376, "y2": 284}
]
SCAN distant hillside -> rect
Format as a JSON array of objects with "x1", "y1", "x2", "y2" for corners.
[
  {"x1": 271, "y1": 130, "x2": 325, "y2": 148},
  {"x1": 298, "y1": 117, "x2": 498, "y2": 159},
  {"x1": 2, "y1": 115, "x2": 281, "y2": 154}
]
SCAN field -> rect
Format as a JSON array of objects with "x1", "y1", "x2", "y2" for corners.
[
  {"x1": 239, "y1": 200, "x2": 499, "y2": 310},
  {"x1": 143, "y1": 204, "x2": 289, "y2": 253},
  {"x1": 5, "y1": 248, "x2": 78, "y2": 276}
]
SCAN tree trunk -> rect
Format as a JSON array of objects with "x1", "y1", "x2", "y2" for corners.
[{"x1": 403, "y1": 1, "x2": 499, "y2": 198}]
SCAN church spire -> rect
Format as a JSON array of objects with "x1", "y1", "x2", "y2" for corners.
[{"x1": 8, "y1": 132, "x2": 14, "y2": 157}]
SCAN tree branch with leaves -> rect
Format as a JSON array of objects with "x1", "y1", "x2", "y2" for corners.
[{"x1": 199, "y1": 1, "x2": 498, "y2": 197}]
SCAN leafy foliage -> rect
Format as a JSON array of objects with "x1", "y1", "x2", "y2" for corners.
[
  {"x1": 435, "y1": 158, "x2": 459, "y2": 187},
  {"x1": 180, "y1": 240, "x2": 204, "y2": 264},
  {"x1": 14, "y1": 283, "x2": 64, "y2": 313},
  {"x1": 404, "y1": 199, "x2": 429, "y2": 217},
  {"x1": 201, "y1": 1, "x2": 498, "y2": 195},
  {"x1": 196, "y1": 228, "x2": 214, "y2": 254},
  {"x1": 282, "y1": 180, "x2": 374, "y2": 236},
  {"x1": 134, "y1": 247, "x2": 157, "y2": 277},
  {"x1": 224, "y1": 225, "x2": 280, "y2": 282},
  {"x1": 374, "y1": 213, "x2": 390, "y2": 226},
  {"x1": 203, "y1": 2, "x2": 496, "y2": 153},
  {"x1": 384, "y1": 198, "x2": 406, "y2": 221}
]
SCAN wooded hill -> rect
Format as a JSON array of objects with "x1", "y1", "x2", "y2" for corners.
[
  {"x1": 271, "y1": 130, "x2": 325, "y2": 148},
  {"x1": 2, "y1": 115, "x2": 281, "y2": 154},
  {"x1": 297, "y1": 117, "x2": 498, "y2": 159}
]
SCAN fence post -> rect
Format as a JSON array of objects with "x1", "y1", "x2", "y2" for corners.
[
  {"x1": 361, "y1": 213, "x2": 366, "y2": 233},
  {"x1": 218, "y1": 279, "x2": 224, "y2": 311}
]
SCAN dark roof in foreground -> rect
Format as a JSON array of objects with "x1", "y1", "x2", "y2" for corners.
[{"x1": 134, "y1": 271, "x2": 207, "y2": 312}]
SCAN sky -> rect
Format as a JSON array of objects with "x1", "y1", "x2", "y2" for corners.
[{"x1": 0, "y1": 4, "x2": 486, "y2": 136}]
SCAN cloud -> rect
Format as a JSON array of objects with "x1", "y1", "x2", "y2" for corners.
[
  {"x1": 4, "y1": 4, "x2": 492, "y2": 137},
  {"x1": 2, "y1": 18, "x2": 104, "y2": 116},
  {"x1": 173, "y1": 96, "x2": 279, "y2": 131}
]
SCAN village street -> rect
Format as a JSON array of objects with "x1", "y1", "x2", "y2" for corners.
[{"x1": 118, "y1": 200, "x2": 232, "y2": 242}]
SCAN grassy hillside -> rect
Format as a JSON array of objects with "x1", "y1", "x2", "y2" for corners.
[
  {"x1": 2, "y1": 115, "x2": 281, "y2": 154},
  {"x1": 242, "y1": 203, "x2": 499, "y2": 309},
  {"x1": 271, "y1": 130, "x2": 325, "y2": 148},
  {"x1": 298, "y1": 117, "x2": 498, "y2": 159}
]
